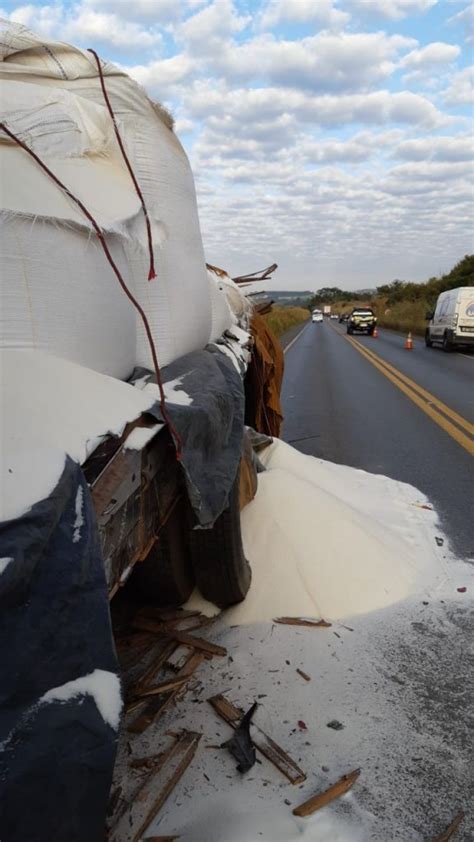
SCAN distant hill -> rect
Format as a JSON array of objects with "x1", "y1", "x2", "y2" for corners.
[{"x1": 262, "y1": 290, "x2": 314, "y2": 307}]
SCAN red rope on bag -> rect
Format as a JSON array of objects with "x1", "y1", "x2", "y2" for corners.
[
  {"x1": 87, "y1": 48, "x2": 157, "y2": 281},
  {"x1": 0, "y1": 123, "x2": 182, "y2": 459}
]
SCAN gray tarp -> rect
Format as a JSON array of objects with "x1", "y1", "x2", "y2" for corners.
[{"x1": 0, "y1": 347, "x2": 245, "y2": 841}]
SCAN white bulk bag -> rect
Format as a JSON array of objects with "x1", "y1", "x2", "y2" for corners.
[
  {"x1": 0, "y1": 81, "x2": 139, "y2": 379},
  {"x1": 0, "y1": 22, "x2": 212, "y2": 373}
]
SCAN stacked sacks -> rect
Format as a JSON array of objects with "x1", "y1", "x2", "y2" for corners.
[{"x1": 0, "y1": 21, "x2": 212, "y2": 377}]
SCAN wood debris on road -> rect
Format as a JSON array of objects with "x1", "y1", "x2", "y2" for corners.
[
  {"x1": 292, "y1": 769, "x2": 360, "y2": 817},
  {"x1": 430, "y1": 810, "x2": 465, "y2": 842},
  {"x1": 273, "y1": 616, "x2": 332, "y2": 628},
  {"x1": 128, "y1": 651, "x2": 204, "y2": 734},
  {"x1": 133, "y1": 617, "x2": 227, "y2": 657},
  {"x1": 296, "y1": 668, "x2": 311, "y2": 681},
  {"x1": 111, "y1": 731, "x2": 201, "y2": 842},
  {"x1": 209, "y1": 693, "x2": 306, "y2": 785}
]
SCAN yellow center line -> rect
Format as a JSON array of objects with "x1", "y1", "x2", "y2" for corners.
[
  {"x1": 350, "y1": 338, "x2": 474, "y2": 437},
  {"x1": 344, "y1": 334, "x2": 474, "y2": 457}
]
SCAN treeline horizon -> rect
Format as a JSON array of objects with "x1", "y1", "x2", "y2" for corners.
[{"x1": 307, "y1": 254, "x2": 474, "y2": 312}]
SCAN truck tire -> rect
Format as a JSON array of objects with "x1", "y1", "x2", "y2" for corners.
[
  {"x1": 442, "y1": 331, "x2": 453, "y2": 353},
  {"x1": 425, "y1": 330, "x2": 433, "y2": 348},
  {"x1": 130, "y1": 497, "x2": 195, "y2": 607},
  {"x1": 189, "y1": 467, "x2": 251, "y2": 608}
]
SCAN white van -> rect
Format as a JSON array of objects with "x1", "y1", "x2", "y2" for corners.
[
  {"x1": 425, "y1": 287, "x2": 474, "y2": 351},
  {"x1": 312, "y1": 309, "x2": 323, "y2": 323}
]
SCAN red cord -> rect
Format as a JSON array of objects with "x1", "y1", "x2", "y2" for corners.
[
  {"x1": 87, "y1": 48, "x2": 157, "y2": 281},
  {"x1": 0, "y1": 122, "x2": 182, "y2": 458}
]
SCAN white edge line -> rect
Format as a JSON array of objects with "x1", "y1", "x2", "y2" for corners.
[{"x1": 283, "y1": 322, "x2": 310, "y2": 355}]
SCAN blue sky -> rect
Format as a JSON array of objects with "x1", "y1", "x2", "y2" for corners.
[{"x1": 1, "y1": 0, "x2": 473, "y2": 290}]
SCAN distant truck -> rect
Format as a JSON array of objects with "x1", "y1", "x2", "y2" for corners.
[
  {"x1": 425, "y1": 287, "x2": 474, "y2": 351},
  {"x1": 323, "y1": 305, "x2": 331, "y2": 316}
]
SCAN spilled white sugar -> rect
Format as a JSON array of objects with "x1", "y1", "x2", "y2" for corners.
[
  {"x1": 40, "y1": 669, "x2": 122, "y2": 730},
  {"x1": 169, "y1": 791, "x2": 361, "y2": 841},
  {"x1": 124, "y1": 424, "x2": 161, "y2": 451},
  {"x1": 0, "y1": 557, "x2": 13, "y2": 575},
  {"x1": 72, "y1": 486, "x2": 84, "y2": 544},
  {"x1": 144, "y1": 376, "x2": 194, "y2": 407},
  {"x1": 1, "y1": 350, "x2": 157, "y2": 521},
  {"x1": 187, "y1": 439, "x2": 448, "y2": 623}
]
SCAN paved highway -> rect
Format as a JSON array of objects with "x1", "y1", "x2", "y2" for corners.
[{"x1": 281, "y1": 319, "x2": 474, "y2": 558}]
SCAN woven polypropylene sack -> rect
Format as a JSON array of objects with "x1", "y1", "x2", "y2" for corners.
[
  {"x1": 0, "y1": 214, "x2": 137, "y2": 379},
  {"x1": 1, "y1": 26, "x2": 212, "y2": 374},
  {"x1": 0, "y1": 25, "x2": 212, "y2": 373}
]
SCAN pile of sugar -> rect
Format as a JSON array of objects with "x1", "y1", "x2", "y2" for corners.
[{"x1": 188, "y1": 439, "x2": 448, "y2": 622}]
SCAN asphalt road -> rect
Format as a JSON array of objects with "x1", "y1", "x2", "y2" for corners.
[{"x1": 281, "y1": 319, "x2": 474, "y2": 559}]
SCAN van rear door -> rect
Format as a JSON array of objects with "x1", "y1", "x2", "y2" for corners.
[{"x1": 455, "y1": 288, "x2": 474, "y2": 339}]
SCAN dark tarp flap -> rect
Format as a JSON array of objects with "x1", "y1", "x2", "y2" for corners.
[
  {"x1": 131, "y1": 346, "x2": 245, "y2": 528},
  {"x1": 0, "y1": 347, "x2": 245, "y2": 841},
  {"x1": 0, "y1": 457, "x2": 120, "y2": 842}
]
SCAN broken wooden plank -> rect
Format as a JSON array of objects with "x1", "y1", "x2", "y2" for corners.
[
  {"x1": 164, "y1": 629, "x2": 227, "y2": 657},
  {"x1": 296, "y1": 669, "x2": 311, "y2": 682},
  {"x1": 430, "y1": 811, "x2": 465, "y2": 842},
  {"x1": 133, "y1": 617, "x2": 227, "y2": 657},
  {"x1": 292, "y1": 769, "x2": 360, "y2": 817},
  {"x1": 132, "y1": 676, "x2": 189, "y2": 700},
  {"x1": 208, "y1": 694, "x2": 306, "y2": 785},
  {"x1": 113, "y1": 731, "x2": 201, "y2": 842},
  {"x1": 143, "y1": 837, "x2": 180, "y2": 841},
  {"x1": 165, "y1": 644, "x2": 193, "y2": 672},
  {"x1": 130, "y1": 752, "x2": 166, "y2": 771},
  {"x1": 274, "y1": 617, "x2": 332, "y2": 628},
  {"x1": 128, "y1": 651, "x2": 204, "y2": 734},
  {"x1": 132, "y1": 640, "x2": 178, "y2": 693}
]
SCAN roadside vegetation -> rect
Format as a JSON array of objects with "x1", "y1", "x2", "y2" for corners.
[
  {"x1": 307, "y1": 255, "x2": 474, "y2": 336},
  {"x1": 262, "y1": 306, "x2": 310, "y2": 337}
]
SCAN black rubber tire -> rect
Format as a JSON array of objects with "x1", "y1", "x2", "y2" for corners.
[
  {"x1": 425, "y1": 330, "x2": 433, "y2": 348},
  {"x1": 442, "y1": 331, "x2": 452, "y2": 353},
  {"x1": 367, "y1": 327, "x2": 374, "y2": 336},
  {"x1": 130, "y1": 498, "x2": 195, "y2": 607},
  {"x1": 189, "y1": 467, "x2": 251, "y2": 608}
]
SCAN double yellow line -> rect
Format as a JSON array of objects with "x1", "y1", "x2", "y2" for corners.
[{"x1": 345, "y1": 334, "x2": 474, "y2": 456}]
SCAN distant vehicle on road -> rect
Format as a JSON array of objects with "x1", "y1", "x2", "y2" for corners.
[
  {"x1": 330, "y1": 314, "x2": 339, "y2": 320},
  {"x1": 323, "y1": 305, "x2": 331, "y2": 316},
  {"x1": 339, "y1": 313, "x2": 349, "y2": 323},
  {"x1": 425, "y1": 287, "x2": 474, "y2": 352},
  {"x1": 347, "y1": 308, "x2": 377, "y2": 335},
  {"x1": 312, "y1": 309, "x2": 323, "y2": 323}
]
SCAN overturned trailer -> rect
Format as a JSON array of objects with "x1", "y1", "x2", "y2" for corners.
[{"x1": 0, "y1": 20, "x2": 283, "y2": 842}]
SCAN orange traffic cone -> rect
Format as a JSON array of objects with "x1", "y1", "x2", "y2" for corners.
[
  {"x1": 405, "y1": 331, "x2": 413, "y2": 350},
  {"x1": 373, "y1": 326, "x2": 378, "y2": 338}
]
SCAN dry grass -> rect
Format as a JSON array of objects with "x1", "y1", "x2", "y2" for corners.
[{"x1": 263, "y1": 306, "x2": 310, "y2": 338}]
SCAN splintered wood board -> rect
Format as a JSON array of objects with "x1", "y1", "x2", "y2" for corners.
[
  {"x1": 208, "y1": 694, "x2": 306, "y2": 785},
  {"x1": 112, "y1": 731, "x2": 201, "y2": 842},
  {"x1": 132, "y1": 618, "x2": 227, "y2": 657},
  {"x1": 292, "y1": 769, "x2": 360, "y2": 816},
  {"x1": 128, "y1": 652, "x2": 204, "y2": 734},
  {"x1": 273, "y1": 617, "x2": 331, "y2": 628}
]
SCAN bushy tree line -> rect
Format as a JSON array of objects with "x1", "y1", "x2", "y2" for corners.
[
  {"x1": 307, "y1": 255, "x2": 473, "y2": 312},
  {"x1": 376, "y1": 254, "x2": 474, "y2": 307}
]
